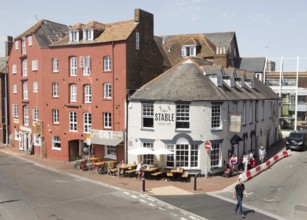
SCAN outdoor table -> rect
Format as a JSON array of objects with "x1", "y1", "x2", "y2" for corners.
[
  {"x1": 118, "y1": 164, "x2": 137, "y2": 176},
  {"x1": 143, "y1": 166, "x2": 159, "y2": 179},
  {"x1": 93, "y1": 161, "x2": 105, "y2": 174},
  {"x1": 171, "y1": 168, "x2": 184, "y2": 181},
  {"x1": 89, "y1": 157, "x2": 100, "y2": 163}
]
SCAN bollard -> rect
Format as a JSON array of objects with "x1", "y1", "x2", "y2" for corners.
[
  {"x1": 142, "y1": 178, "x2": 145, "y2": 192},
  {"x1": 193, "y1": 173, "x2": 198, "y2": 191}
]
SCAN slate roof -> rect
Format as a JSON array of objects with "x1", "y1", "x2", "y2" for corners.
[
  {"x1": 129, "y1": 57, "x2": 278, "y2": 102},
  {"x1": 51, "y1": 20, "x2": 137, "y2": 46},
  {"x1": 203, "y1": 32, "x2": 236, "y2": 52},
  {"x1": 0, "y1": 57, "x2": 7, "y2": 73},
  {"x1": 15, "y1": 20, "x2": 69, "y2": 48},
  {"x1": 234, "y1": 57, "x2": 266, "y2": 73}
]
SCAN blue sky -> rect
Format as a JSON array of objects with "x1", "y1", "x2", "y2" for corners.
[{"x1": 1, "y1": 0, "x2": 307, "y2": 70}]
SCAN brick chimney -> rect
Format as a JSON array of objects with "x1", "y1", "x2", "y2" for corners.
[
  {"x1": 134, "y1": 8, "x2": 153, "y2": 39},
  {"x1": 5, "y1": 36, "x2": 13, "y2": 57}
]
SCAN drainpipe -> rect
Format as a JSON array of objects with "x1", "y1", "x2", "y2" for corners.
[{"x1": 5, "y1": 59, "x2": 8, "y2": 146}]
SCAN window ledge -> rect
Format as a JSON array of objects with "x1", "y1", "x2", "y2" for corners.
[
  {"x1": 52, "y1": 148, "x2": 61, "y2": 151},
  {"x1": 211, "y1": 128, "x2": 223, "y2": 132}
]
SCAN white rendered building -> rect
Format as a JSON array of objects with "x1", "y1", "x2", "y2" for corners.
[{"x1": 127, "y1": 58, "x2": 279, "y2": 175}]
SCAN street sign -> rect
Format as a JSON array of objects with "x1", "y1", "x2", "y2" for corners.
[{"x1": 204, "y1": 140, "x2": 211, "y2": 151}]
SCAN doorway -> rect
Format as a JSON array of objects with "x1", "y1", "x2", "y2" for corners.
[{"x1": 69, "y1": 140, "x2": 80, "y2": 161}]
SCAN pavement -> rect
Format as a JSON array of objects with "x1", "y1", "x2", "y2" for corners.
[{"x1": 0, "y1": 139, "x2": 286, "y2": 197}]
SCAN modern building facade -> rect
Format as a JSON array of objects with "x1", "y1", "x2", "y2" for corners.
[
  {"x1": 7, "y1": 9, "x2": 164, "y2": 161},
  {"x1": 127, "y1": 58, "x2": 279, "y2": 175}
]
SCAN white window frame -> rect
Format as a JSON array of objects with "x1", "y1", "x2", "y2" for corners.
[
  {"x1": 103, "y1": 83, "x2": 112, "y2": 99},
  {"x1": 84, "y1": 85, "x2": 92, "y2": 103},
  {"x1": 13, "y1": 84, "x2": 18, "y2": 93},
  {"x1": 165, "y1": 143, "x2": 199, "y2": 169},
  {"x1": 69, "y1": 111, "x2": 77, "y2": 132},
  {"x1": 83, "y1": 112, "x2": 92, "y2": 134},
  {"x1": 142, "y1": 103, "x2": 154, "y2": 128},
  {"x1": 22, "y1": 81, "x2": 28, "y2": 100},
  {"x1": 80, "y1": 56, "x2": 90, "y2": 75},
  {"x1": 70, "y1": 84, "x2": 77, "y2": 102},
  {"x1": 211, "y1": 143, "x2": 222, "y2": 168},
  {"x1": 83, "y1": 29, "x2": 93, "y2": 41},
  {"x1": 22, "y1": 59, "x2": 27, "y2": 76},
  {"x1": 32, "y1": 109, "x2": 39, "y2": 121},
  {"x1": 103, "y1": 56, "x2": 112, "y2": 71},
  {"x1": 28, "y1": 36, "x2": 32, "y2": 46},
  {"x1": 52, "y1": 109, "x2": 59, "y2": 124},
  {"x1": 69, "y1": 30, "x2": 79, "y2": 43},
  {"x1": 23, "y1": 105, "x2": 29, "y2": 126},
  {"x1": 103, "y1": 112, "x2": 112, "y2": 129},
  {"x1": 105, "y1": 146, "x2": 117, "y2": 160},
  {"x1": 176, "y1": 104, "x2": 190, "y2": 129},
  {"x1": 33, "y1": 81, "x2": 38, "y2": 93},
  {"x1": 70, "y1": 56, "x2": 77, "y2": 76},
  {"x1": 211, "y1": 103, "x2": 222, "y2": 130},
  {"x1": 12, "y1": 104, "x2": 18, "y2": 118},
  {"x1": 12, "y1": 64, "x2": 17, "y2": 74},
  {"x1": 52, "y1": 82, "x2": 59, "y2": 98},
  {"x1": 143, "y1": 142, "x2": 154, "y2": 165},
  {"x1": 181, "y1": 45, "x2": 196, "y2": 57},
  {"x1": 52, "y1": 136, "x2": 61, "y2": 150},
  {"x1": 52, "y1": 58, "x2": 59, "y2": 72}
]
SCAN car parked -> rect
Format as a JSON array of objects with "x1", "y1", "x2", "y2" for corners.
[{"x1": 286, "y1": 130, "x2": 307, "y2": 151}]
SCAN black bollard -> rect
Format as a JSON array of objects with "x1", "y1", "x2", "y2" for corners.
[
  {"x1": 142, "y1": 178, "x2": 145, "y2": 192},
  {"x1": 193, "y1": 173, "x2": 197, "y2": 191}
]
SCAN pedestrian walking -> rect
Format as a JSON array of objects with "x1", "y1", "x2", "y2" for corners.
[
  {"x1": 233, "y1": 177, "x2": 247, "y2": 218},
  {"x1": 242, "y1": 152, "x2": 250, "y2": 172},
  {"x1": 259, "y1": 146, "x2": 266, "y2": 163}
]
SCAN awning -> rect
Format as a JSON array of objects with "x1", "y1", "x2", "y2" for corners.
[{"x1": 91, "y1": 137, "x2": 123, "y2": 146}]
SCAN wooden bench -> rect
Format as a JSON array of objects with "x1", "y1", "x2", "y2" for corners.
[
  {"x1": 151, "y1": 171, "x2": 163, "y2": 180},
  {"x1": 181, "y1": 171, "x2": 190, "y2": 182},
  {"x1": 125, "y1": 169, "x2": 136, "y2": 177},
  {"x1": 166, "y1": 172, "x2": 174, "y2": 181},
  {"x1": 108, "y1": 167, "x2": 118, "y2": 176}
]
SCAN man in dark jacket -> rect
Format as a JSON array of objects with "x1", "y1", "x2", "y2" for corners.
[{"x1": 233, "y1": 178, "x2": 247, "y2": 218}]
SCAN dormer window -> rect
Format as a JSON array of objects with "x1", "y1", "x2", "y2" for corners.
[
  {"x1": 83, "y1": 29, "x2": 93, "y2": 41},
  {"x1": 181, "y1": 45, "x2": 196, "y2": 57},
  {"x1": 69, "y1": 30, "x2": 79, "y2": 43}
]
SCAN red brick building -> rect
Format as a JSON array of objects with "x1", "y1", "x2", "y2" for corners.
[{"x1": 8, "y1": 9, "x2": 163, "y2": 161}]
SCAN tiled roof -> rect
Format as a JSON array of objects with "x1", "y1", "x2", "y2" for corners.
[
  {"x1": 159, "y1": 34, "x2": 216, "y2": 66},
  {"x1": 129, "y1": 57, "x2": 278, "y2": 102},
  {"x1": 15, "y1": 20, "x2": 69, "y2": 48},
  {"x1": 51, "y1": 20, "x2": 137, "y2": 46}
]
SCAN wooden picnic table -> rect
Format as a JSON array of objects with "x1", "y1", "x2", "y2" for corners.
[{"x1": 143, "y1": 166, "x2": 159, "y2": 179}]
